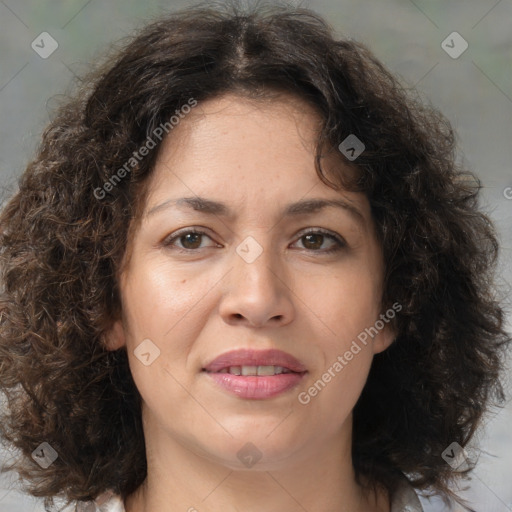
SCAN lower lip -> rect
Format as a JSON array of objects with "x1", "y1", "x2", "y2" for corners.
[{"x1": 203, "y1": 371, "x2": 306, "y2": 399}]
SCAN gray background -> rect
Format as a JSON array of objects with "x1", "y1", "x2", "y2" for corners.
[{"x1": 0, "y1": 0, "x2": 511, "y2": 511}]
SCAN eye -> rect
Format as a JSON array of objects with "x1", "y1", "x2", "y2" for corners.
[
  {"x1": 163, "y1": 228, "x2": 218, "y2": 252},
  {"x1": 162, "y1": 227, "x2": 346, "y2": 254},
  {"x1": 292, "y1": 228, "x2": 346, "y2": 254}
]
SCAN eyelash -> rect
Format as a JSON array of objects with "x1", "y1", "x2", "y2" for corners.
[{"x1": 162, "y1": 227, "x2": 346, "y2": 254}]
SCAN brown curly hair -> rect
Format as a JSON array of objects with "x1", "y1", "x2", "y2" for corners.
[{"x1": 0, "y1": 1, "x2": 510, "y2": 510}]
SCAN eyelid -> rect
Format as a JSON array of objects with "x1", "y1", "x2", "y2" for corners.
[
  {"x1": 162, "y1": 226, "x2": 218, "y2": 249},
  {"x1": 162, "y1": 226, "x2": 347, "y2": 253},
  {"x1": 293, "y1": 227, "x2": 347, "y2": 252}
]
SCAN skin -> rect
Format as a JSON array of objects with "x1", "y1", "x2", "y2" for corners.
[{"x1": 105, "y1": 92, "x2": 395, "y2": 512}]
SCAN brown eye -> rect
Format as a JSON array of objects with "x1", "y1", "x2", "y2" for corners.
[
  {"x1": 178, "y1": 232, "x2": 203, "y2": 249},
  {"x1": 301, "y1": 233, "x2": 324, "y2": 250},
  {"x1": 163, "y1": 229, "x2": 217, "y2": 251},
  {"x1": 293, "y1": 229, "x2": 346, "y2": 254}
]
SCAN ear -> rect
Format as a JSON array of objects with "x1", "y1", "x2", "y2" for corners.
[
  {"x1": 372, "y1": 322, "x2": 396, "y2": 355},
  {"x1": 102, "y1": 319, "x2": 127, "y2": 351}
]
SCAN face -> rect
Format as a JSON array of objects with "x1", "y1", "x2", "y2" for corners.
[{"x1": 106, "y1": 92, "x2": 395, "y2": 470}]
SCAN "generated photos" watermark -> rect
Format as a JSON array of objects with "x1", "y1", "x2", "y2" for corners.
[
  {"x1": 94, "y1": 97, "x2": 198, "y2": 200},
  {"x1": 298, "y1": 302, "x2": 402, "y2": 404}
]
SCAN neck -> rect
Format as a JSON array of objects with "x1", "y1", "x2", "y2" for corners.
[{"x1": 124, "y1": 410, "x2": 390, "y2": 512}]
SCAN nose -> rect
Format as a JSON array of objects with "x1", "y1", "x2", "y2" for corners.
[{"x1": 218, "y1": 238, "x2": 295, "y2": 328}]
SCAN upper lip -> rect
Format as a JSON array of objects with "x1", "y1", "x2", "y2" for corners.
[{"x1": 202, "y1": 348, "x2": 307, "y2": 373}]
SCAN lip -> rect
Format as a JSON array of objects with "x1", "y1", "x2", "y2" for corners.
[
  {"x1": 202, "y1": 348, "x2": 307, "y2": 400},
  {"x1": 202, "y1": 348, "x2": 307, "y2": 373}
]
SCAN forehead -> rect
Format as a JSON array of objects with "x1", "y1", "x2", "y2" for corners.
[
  {"x1": 146, "y1": 92, "x2": 358, "y2": 199},
  {"x1": 135, "y1": 92, "x2": 371, "y2": 235},
  {"x1": 157, "y1": 92, "x2": 324, "y2": 163}
]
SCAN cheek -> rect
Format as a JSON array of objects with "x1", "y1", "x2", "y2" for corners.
[
  {"x1": 308, "y1": 262, "x2": 382, "y2": 344},
  {"x1": 122, "y1": 259, "x2": 208, "y2": 340},
  {"x1": 119, "y1": 262, "x2": 204, "y2": 392},
  {"x1": 300, "y1": 339, "x2": 373, "y2": 434},
  {"x1": 300, "y1": 259, "x2": 381, "y2": 412}
]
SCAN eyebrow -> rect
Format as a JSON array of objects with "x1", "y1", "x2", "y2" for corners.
[{"x1": 146, "y1": 196, "x2": 366, "y2": 228}]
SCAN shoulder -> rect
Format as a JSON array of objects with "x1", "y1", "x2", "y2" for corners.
[
  {"x1": 390, "y1": 473, "x2": 424, "y2": 512},
  {"x1": 72, "y1": 490, "x2": 125, "y2": 511}
]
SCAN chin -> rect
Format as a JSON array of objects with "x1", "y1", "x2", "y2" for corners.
[{"x1": 196, "y1": 426, "x2": 308, "y2": 471}]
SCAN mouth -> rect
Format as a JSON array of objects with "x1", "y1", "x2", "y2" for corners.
[
  {"x1": 201, "y1": 349, "x2": 307, "y2": 399},
  {"x1": 202, "y1": 348, "x2": 307, "y2": 374},
  {"x1": 202, "y1": 365, "x2": 301, "y2": 376}
]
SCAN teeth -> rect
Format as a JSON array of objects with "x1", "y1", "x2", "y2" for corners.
[
  {"x1": 241, "y1": 365, "x2": 258, "y2": 376},
  {"x1": 257, "y1": 365, "x2": 276, "y2": 376},
  {"x1": 218, "y1": 365, "x2": 292, "y2": 376}
]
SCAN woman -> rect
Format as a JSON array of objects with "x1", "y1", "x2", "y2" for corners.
[{"x1": 0, "y1": 2, "x2": 509, "y2": 511}]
